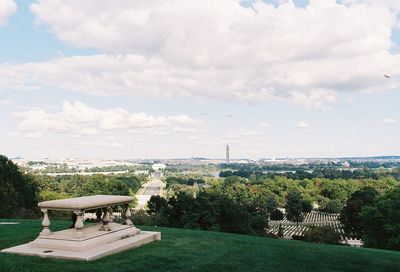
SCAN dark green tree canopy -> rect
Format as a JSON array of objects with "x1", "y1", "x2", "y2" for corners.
[
  {"x1": 270, "y1": 209, "x2": 284, "y2": 221},
  {"x1": 75, "y1": 175, "x2": 130, "y2": 196},
  {"x1": 0, "y1": 155, "x2": 38, "y2": 217},
  {"x1": 285, "y1": 190, "x2": 304, "y2": 225},
  {"x1": 361, "y1": 187, "x2": 400, "y2": 250},
  {"x1": 304, "y1": 226, "x2": 341, "y2": 245},
  {"x1": 147, "y1": 195, "x2": 168, "y2": 215},
  {"x1": 340, "y1": 187, "x2": 378, "y2": 238}
]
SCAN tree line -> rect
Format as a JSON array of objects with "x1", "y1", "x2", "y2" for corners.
[{"x1": 0, "y1": 155, "x2": 147, "y2": 217}]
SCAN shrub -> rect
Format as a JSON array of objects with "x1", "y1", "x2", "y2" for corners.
[
  {"x1": 132, "y1": 209, "x2": 154, "y2": 226},
  {"x1": 303, "y1": 226, "x2": 341, "y2": 245},
  {"x1": 292, "y1": 235, "x2": 305, "y2": 241},
  {"x1": 301, "y1": 200, "x2": 313, "y2": 213},
  {"x1": 270, "y1": 209, "x2": 284, "y2": 221}
]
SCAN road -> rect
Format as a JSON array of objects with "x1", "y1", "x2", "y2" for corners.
[{"x1": 136, "y1": 170, "x2": 165, "y2": 209}]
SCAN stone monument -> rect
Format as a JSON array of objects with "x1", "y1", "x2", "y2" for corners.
[{"x1": 1, "y1": 195, "x2": 161, "y2": 261}]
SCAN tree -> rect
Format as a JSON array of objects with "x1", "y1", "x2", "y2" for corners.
[
  {"x1": 304, "y1": 226, "x2": 341, "y2": 245},
  {"x1": 325, "y1": 199, "x2": 343, "y2": 214},
  {"x1": 360, "y1": 188, "x2": 400, "y2": 250},
  {"x1": 75, "y1": 175, "x2": 130, "y2": 196},
  {"x1": 147, "y1": 195, "x2": 167, "y2": 214},
  {"x1": 340, "y1": 187, "x2": 378, "y2": 238},
  {"x1": 183, "y1": 191, "x2": 220, "y2": 230},
  {"x1": 285, "y1": 191, "x2": 304, "y2": 226},
  {"x1": 116, "y1": 175, "x2": 143, "y2": 192},
  {"x1": 270, "y1": 209, "x2": 284, "y2": 221},
  {"x1": 217, "y1": 195, "x2": 253, "y2": 234},
  {"x1": 0, "y1": 155, "x2": 38, "y2": 217},
  {"x1": 165, "y1": 191, "x2": 194, "y2": 228},
  {"x1": 301, "y1": 199, "x2": 313, "y2": 213},
  {"x1": 319, "y1": 179, "x2": 352, "y2": 203}
]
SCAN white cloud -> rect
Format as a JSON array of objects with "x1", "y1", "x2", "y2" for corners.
[
  {"x1": 0, "y1": 0, "x2": 16, "y2": 25},
  {"x1": 13, "y1": 101, "x2": 199, "y2": 137},
  {"x1": 258, "y1": 122, "x2": 272, "y2": 128},
  {"x1": 0, "y1": 99, "x2": 13, "y2": 105},
  {"x1": 172, "y1": 127, "x2": 204, "y2": 133},
  {"x1": 296, "y1": 121, "x2": 310, "y2": 129},
  {"x1": 0, "y1": 0, "x2": 397, "y2": 109},
  {"x1": 240, "y1": 130, "x2": 263, "y2": 136},
  {"x1": 289, "y1": 89, "x2": 337, "y2": 111},
  {"x1": 381, "y1": 118, "x2": 397, "y2": 124},
  {"x1": 186, "y1": 135, "x2": 200, "y2": 141}
]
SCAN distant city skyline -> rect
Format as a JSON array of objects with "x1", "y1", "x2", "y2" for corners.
[{"x1": 1, "y1": 0, "x2": 400, "y2": 159}]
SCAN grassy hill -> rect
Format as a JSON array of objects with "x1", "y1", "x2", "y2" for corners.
[{"x1": 0, "y1": 219, "x2": 399, "y2": 272}]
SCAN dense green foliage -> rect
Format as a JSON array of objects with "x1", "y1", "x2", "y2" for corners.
[
  {"x1": 220, "y1": 162, "x2": 400, "y2": 178},
  {"x1": 285, "y1": 191, "x2": 304, "y2": 225},
  {"x1": 340, "y1": 187, "x2": 379, "y2": 238},
  {"x1": 270, "y1": 209, "x2": 284, "y2": 221},
  {"x1": 35, "y1": 174, "x2": 146, "y2": 202},
  {"x1": 212, "y1": 167, "x2": 399, "y2": 213},
  {"x1": 0, "y1": 156, "x2": 38, "y2": 218},
  {"x1": 165, "y1": 176, "x2": 205, "y2": 188},
  {"x1": 147, "y1": 190, "x2": 269, "y2": 235},
  {"x1": 304, "y1": 226, "x2": 342, "y2": 245},
  {"x1": 361, "y1": 188, "x2": 400, "y2": 250},
  {"x1": 1, "y1": 219, "x2": 400, "y2": 272},
  {"x1": 324, "y1": 199, "x2": 343, "y2": 213}
]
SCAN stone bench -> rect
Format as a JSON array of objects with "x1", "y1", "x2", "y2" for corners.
[
  {"x1": 38, "y1": 195, "x2": 135, "y2": 238},
  {"x1": 2, "y1": 195, "x2": 161, "y2": 261}
]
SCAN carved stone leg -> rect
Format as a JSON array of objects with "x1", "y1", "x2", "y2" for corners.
[
  {"x1": 96, "y1": 208, "x2": 102, "y2": 222},
  {"x1": 39, "y1": 209, "x2": 52, "y2": 236},
  {"x1": 124, "y1": 205, "x2": 133, "y2": 226},
  {"x1": 74, "y1": 210, "x2": 85, "y2": 238},
  {"x1": 100, "y1": 208, "x2": 111, "y2": 231}
]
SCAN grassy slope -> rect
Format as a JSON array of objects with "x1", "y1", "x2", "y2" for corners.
[{"x1": 0, "y1": 219, "x2": 399, "y2": 272}]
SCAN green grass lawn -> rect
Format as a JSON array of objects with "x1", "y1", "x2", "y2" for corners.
[{"x1": 0, "y1": 219, "x2": 399, "y2": 272}]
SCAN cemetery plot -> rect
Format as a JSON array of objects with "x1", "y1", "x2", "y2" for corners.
[{"x1": 268, "y1": 211, "x2": 361, "y2": 245}]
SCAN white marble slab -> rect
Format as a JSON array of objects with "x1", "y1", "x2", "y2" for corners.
[
  {"x1": 38, "y1": 195, "x2": 134, "y2": 211},
  {"x1": 2, "y1": 231, "x2": 161, "y2": 261}
]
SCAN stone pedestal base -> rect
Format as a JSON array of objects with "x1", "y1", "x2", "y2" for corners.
[{"x1": 1, "y1": 222, "x2": 161, "y2": 261}]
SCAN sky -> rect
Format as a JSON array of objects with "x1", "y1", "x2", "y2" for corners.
[{"x1": 0, "y1": 0, "x2": 400, "y2": 159}]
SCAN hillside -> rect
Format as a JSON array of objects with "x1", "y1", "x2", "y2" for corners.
[{"x1": 0, "y1": 219, "x2": 399, "y2": 272}]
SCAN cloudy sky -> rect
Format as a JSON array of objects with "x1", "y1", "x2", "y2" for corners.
[{"x1": 0, "y1": 0, "x2": 400, "y2": 159}]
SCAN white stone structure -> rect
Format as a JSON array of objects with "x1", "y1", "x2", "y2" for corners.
[
  {"x1": 1, "y1": 195, "x2": 161, "y2": 261},
  {"x1": 152, "y1": 163, "x2": 166, "y2": 171}
]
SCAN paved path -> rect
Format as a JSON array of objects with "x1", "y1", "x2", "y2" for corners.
[{"x1": 136, "y1": 171, "x2": 165, "y2": 209}]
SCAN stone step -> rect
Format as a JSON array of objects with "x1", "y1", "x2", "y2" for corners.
[
  {"x1": 2, "y1": 231, "x2": 161, "y2": 261},
  {"x1": 30, "y1": 224, "x2": 141, "y2": 251}
]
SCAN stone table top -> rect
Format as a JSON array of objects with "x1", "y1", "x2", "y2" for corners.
[{"x1": 38, "y1": 195, "x2": 134, "y2": 211}]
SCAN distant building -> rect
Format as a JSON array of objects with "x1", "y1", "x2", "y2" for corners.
[
  {"x1": 152, "y1": 163, "x2": 166, "y2": 171},
  {"x1": 342, "y1": 161, "x2": 350, "y2": 168},
  {"x1": 226, "y1": 144, "x2": 230, "y2": 164}
]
